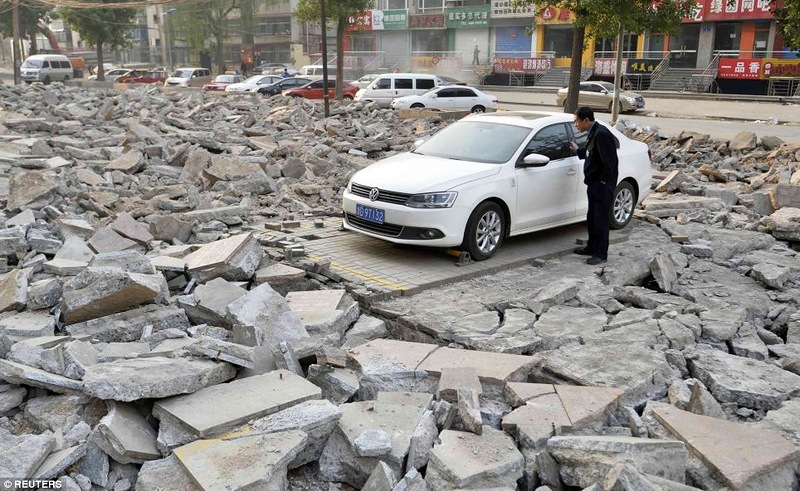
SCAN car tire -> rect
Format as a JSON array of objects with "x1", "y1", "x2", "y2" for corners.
[
  {"x1": 43, "y1": 76, "x2": 51, "y2": 85},
  {"x1": 610, "y1": 181, "x2": 636, "y2": 230},
  {"x1": 471, "y1": 105, "x2": 485, "y2": 113},
  {"x1": 608, "y1": 100, "x2": 623, "y2": 113},
  {"x1": 63, "y1": 76, "x2": 69, "y2": 82},
  {"x1": 462, "y1": 201, "x2": 505, "y2": 261},
  {"x1": 343, "y1": 95, "x2": 353, "y2": 100},
  {"x1": 410, "y1": 103, "x2": 424, "y2": 109}
]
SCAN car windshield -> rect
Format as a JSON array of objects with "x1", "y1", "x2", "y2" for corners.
[
  {"x1": 23, "y1": 60, "x2": 43, "y2": 68},
  {"x1": 214, "y1": 75, "x2": 238, "y2": 83},
  {"x1": 172, "y1": 69, "x2": 193, "y2": 78},
  {"x1": 414, "y1": 121, "x2": 532, "y2": 164}
]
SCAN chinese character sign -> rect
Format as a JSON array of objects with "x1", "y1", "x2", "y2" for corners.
[
  {"x1": 408, "y1": 13, "x2": 445, "y2": 28},
  {"x1": 703, "y1": 0, "x2": 773, "y2": 20},
  {"x1": 445, "y1": 6, "x2": 491, "y2": 28},
  {"x1": 625, "y1": 58, "x2": 662, "y2": 74},
  {"x1": 381, "y1": 9, "x2": 408, "y2": 30},
  {"x1": 718, "y1": 58, "x2": 762, "y2": 78},
  {"x1": 493, "y1": 57, "x2": 552, "y2": 74},
  {"x1": 346, "y1": 11, "x2": 372, "y2": 31},
  {"x1": 490, "y1": 0, "x2": 535, "y2": 18}
]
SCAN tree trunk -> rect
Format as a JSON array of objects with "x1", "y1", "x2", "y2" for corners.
[
  {"x1": 96, "y1": 42, "x2": 105, "y2": 81},
  {"x1": 28, "y1": 33, "x2": 37, "y2": 55},
  {"x1": 215, "y1": 35, "x2": 225, "y2": 74},
  {"x1": 564, "y1": 24, "x2": 586, "y2": 114},
  {"x1": 335, "y1": 16, "x2": 345, "y2": 101}
]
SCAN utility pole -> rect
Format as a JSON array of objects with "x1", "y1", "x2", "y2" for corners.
[
  {"x1": 320, "y1": 0, "x2": 330, "y2": 118},
  {"x1": 158, "y1": 5, "x2": 168, "y2": 69},
  {"x1": 12, "y1": 0, "x2": 21, "y2": 85},
  {"x1": 612, "y1": 23, "x2": 623, "y2": 124}
]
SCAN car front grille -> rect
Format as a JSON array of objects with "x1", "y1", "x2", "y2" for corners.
[
  {"x1": 351, "y1": 183, "x2": 412, "y2": 205},
  {"x1": 344, "y1": 213, "x2": 403, "y2": 237}
]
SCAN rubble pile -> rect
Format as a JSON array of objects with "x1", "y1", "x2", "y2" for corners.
[{"x1": 0, "y1": 83, "x2": 799, "y2": 490}]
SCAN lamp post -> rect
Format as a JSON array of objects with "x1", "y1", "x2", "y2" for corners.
[
  {"x1": 320, "y1": 0, "x2": 330, "y2": 117},
  {"x1": 162, "y1": 8, "x2": 177, "y2": 71}
]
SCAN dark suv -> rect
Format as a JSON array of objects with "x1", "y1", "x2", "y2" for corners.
[{"x1": 257, "y1": 77, "x2": 312, "y2": 96}]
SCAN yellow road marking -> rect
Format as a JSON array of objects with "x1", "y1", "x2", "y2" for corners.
[{"x1": 306, "y1": 254, "x2": 408, "y2": 291}]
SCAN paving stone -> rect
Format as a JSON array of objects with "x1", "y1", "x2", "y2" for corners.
[
  {"x1": 7, "y1": 169, "x2": 58, "y2": 211},
  {"x1": 307, "y1": 364, "x2": 359, "y2": 404},
  {"x1": 251, "y1": 399, "x2": 342, "y2": 468},
  {"x1": 61, "y1": 267, "x2": 168, "y2": 324},
  {"x1": 0, "y1": 310, "x2": 55, "y2": 338},
  {"x1": 98, "y1": 342, "x2": 151, "y2": 362},
  {"x1": 757, "y1": 400, "x2": 800, "y2": 448},
  {"x1": 87, "y1": 227, "x2": 140, "y2": 254},
  {"x1": 687, "y1": 347, "x2": 800, "y2": 410},
  {"x1": 426, "y1": 428, "x2": 523, "y2": 490},
  {"x1": 650, "y1": 253, "x2": 678, "y2": 293},
  {"x1": 79, "y1": 442, "x2": 110, "y2": 487},
  {"x1": 27, "y1": 278, "x2": 63, "y2": 310},
  {"x1": 7, "y1": 208, "x2": 36, "y2": 227},
  {"x1": 457, "y1": 387, "x2": 483, "y2": 435},
  {"x1": 107, "y1": 149, "x2": 144, "y2": 173},
  {"x1": 363, "y1": 461, "x2": 398, "y2": 491},
  {"x1": 355, "y1": 429, "x2": 392, "y2": 457},
  {"x1": 154, "y1": 369, "x2": 321, "y2": 439},
  {"x1": 184, "y1": 232, "x2": 263, "y2": 282},
  {"x1": 685, "y1": 380, "x2": 726, "y2": 420},
  {"x1": 66, "y1": 304, "x2": 190, "y2": 342},
  {"x1": 186, "y1": 336, "x2": 252, "y2": 368},
  {"x1": 254, "y1": 262, "x2": 306, "y2": 286},
  {"x1": 517, "y1": 277, "x2": 580, "y2": 315},
  {"x1": 179, "y1": 277, "x2": 247, "y2": 326},
  {"x1": 437, "y1": 366, "x2": 482, "y2": 404},
  {"x1": 93, "y1": 402, "x2": 160, "y2": 464},
  {"x1": 82, "y1": 357, "x2": 236, "y2": 401},
  {"x1": 0, "y1": 269, "x2": 28, "y2": 313},
  {"x1": 0, "y1": 358, "x2": 83, "y2": 394},
  {"x1": 174, "y1": 429, "x2": 307, "y2": 491},
  {"x1": 228, "y1": 282, "x2": 309, "y2": 348},
  {"x1": 319, "y1": 392, "x2": 432, "y2": 488},
  {"x1": 149, "y1": 215, "x2": 193, "y2": 243},
  {"x1": 418, "y1": 346, "x2": 536, "y2": 384},
  {"x1": 750, "y1": 262, "x2": 789, "y2": 290},
  {"x1": 0, "y1": 386, "x2": 26, "y2": 413},
  {"x1": 0, "y1": 429, "x2": 56, "y2": 478},
  {"x1": 111, "y1": 211, "x2": 154, "y2": 246},
  {"x1": 652, "y1": 403, "x2": 798, "y2": 489},
  {"x1": 533, "y1": 305, "x2": 607, "y2": 350},
  {"x1": 33, "y1": 444, "x2": 87, "y2": 480},
  {"x1": 534, "y1": 344, "x2": 680, "y2": 407},
  {"x1": 547, "y1": 436, "x2": 687, "y2": 489},
  {"x1": 406, "y1": 409, "x2": 438, "y2": 473}
]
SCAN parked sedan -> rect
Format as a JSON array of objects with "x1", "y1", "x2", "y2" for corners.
[
  {"x1": 225, "y1": 75, "x2": 282, "y2": 92},
  {"x1": 556, "y1": 81, "x2": 645, "y2": 113},
  {"x1": 283, "y1": 79, "x2": 359, "y2": 100},
  {"x1": 342, "y1": 111, "x2": 652, "y2": 260},
  {"x1": 257, "y1": 77, "x2": 312, "y2": 96},
  {"x1": 117, "y1": 70, "x2": 169, "y2": 84},
  {"x1": 89, "y1": 68, "x2": 144, "y2": 82},
  {"x1": 390, "y1": 86, "x2": 498, "y2": 113},
  {"x1": 202, "y1": 74, "x2": 245, "y2": 91}
]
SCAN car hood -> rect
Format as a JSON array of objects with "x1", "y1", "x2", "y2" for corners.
[{"x1": 351, "y1": 152, "x2": 502, "y2": 194}]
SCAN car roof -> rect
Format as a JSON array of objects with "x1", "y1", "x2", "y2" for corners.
[{"x1": 465, "y1": 111, "x2": 570, "y2": 129}]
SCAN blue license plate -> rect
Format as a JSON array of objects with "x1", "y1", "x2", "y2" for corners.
[
  {"x1": 637, "y1": 101, "x2": 645, "y2": 107},
  {"x1": 356, "y1": 204, "x2": 385, "y2": 224}
]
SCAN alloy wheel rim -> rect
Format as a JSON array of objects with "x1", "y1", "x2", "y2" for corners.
[
  {"x1": 476, "y1": 210, "x2": 502, "y2": 254},
  {"x1": 614, "y1": 188, "x2": 634, "y2": 223}
]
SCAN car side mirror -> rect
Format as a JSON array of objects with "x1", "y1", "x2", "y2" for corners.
[
  {"x1": 431, "y1": 94, "x2": 438, "y2": 98},
  {"x1": 521, "y1": 153, "x2": 550, "y2": 167}
]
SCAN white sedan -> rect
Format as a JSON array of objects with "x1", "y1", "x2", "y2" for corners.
[
  {"x1": 225, "y1": 75, "x2": 282, "y2": 92},
  {"x1": 390, "y1": 85, "x2": 499, "y2": 113},
  {"x1": 342, "y1": 111, "x2": 652, "y2": 260}
]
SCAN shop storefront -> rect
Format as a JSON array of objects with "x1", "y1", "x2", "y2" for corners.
[
  {"x1": 490, "y1": 0, "x2": 536, "y2": 59},
  {"x1": 535, "y1": 6, "x2": 576, "y2": 66},
  {"x1": 377, "y1": 10, "x2": 409, "y2": 70},
  {"x1": 409, "y1": 13, "x2": 449, "y2": 72},
  {"x1": 446, "y1": 6, "x2": 490, "y2": 68}
]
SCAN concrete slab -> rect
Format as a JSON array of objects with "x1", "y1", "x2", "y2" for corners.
[
  {"x1": 111, "y1": 211, "x2": 154, "y2": 246},
  {"x1": 348, "y1": 339, "x2": 439, "y2": 375},
  {"x1": 32, "y1": 444, "x2": 86, "y2": 479},
  {"x1": 136, "y1": 454, "x2": 201, "y2": 491},
  {"x1": 174, "y1": 429, "x2": 307, "y2": 491},
  {"x1": 437, "y1": 366, "x2": 482, "y2": 403},
  {"x1": 184, "y1": 232, "x2": 253, "y2": 271},
  {"x1": 426, "y1": 428, "x2": 524, "y2": 490},
  {"x1": 87, "y1": 227, "x2": 139, "y2": 254},
  {"x1": 0, "y1": 311, "x2": 55, "y2": 338},
  {"x1": 554, "y1": 385, "x2": 624, "y2": 427},
  {"x1": 0, "y1": 359, "x2": 83, "y2": 394},
  {"x1": 505, "y1": 382, "x2": 555, "y2": 407},
  {"x1": 286, "y1": 289, "x2": 353, "y2": 311},
  {"x1": 95, "y1": 402, "x2": 160, "y2": 464},
  {"x1": 418, "y1": 346, "x2": 536, "y2": 384},
  {"x1": 652, "y1": 403, "x2": 798, "y2": 489},
  {"x1": 154, "y1": 369, "x2": 321, "y2": 438}
]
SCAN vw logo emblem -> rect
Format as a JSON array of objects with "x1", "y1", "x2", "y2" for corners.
[{"x1": 369, "y1": 188, "x2": 380, "y2": 201}]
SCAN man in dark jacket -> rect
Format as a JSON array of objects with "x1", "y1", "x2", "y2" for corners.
[{"x1": 571, "y1": 106, "x2": 619, "y2": 265}]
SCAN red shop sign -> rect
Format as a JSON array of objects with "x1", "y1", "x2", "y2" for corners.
[{"x1": 718, "y1": 58, "x2": 762, "y2": 79}]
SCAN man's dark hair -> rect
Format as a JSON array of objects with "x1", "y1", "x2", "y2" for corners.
[{"x1": 575, "y1": 106, "x2": 595, "y2": 121}]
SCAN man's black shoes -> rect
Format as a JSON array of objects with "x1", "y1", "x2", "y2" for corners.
[
  {"x1": 573, "y1": 247, "x2": 593, "y2": 256},
  {"x1": 586, "y1": 256, "x2": 607, "y2": 265}
]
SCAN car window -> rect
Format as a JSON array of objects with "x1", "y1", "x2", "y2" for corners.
[
  {"x1": 60, "y1": 61, "x2": 71, "y2": 68},
  {"x1": 456, "y1": 88, "x2": 476, "y2": 97},
  {"x1": 415, "y1": 121, "x2": 532, "y2": 164},
  {"x1": 374, "y1": 78, "x2": 391, "y2": 89},
  {"x1": 416, "y1": 78, "x2": 435, "y2": 90},
  {"x1": 437, "y1": 88, "x2": 457, "y2": 98},
  {"x1": 309, "y1": 81, "x2": 324, "y2": 89},
  {"x1": 395, "y1": 78, "x2": 413, "y2": 89},
  {"x1": 524, "y1": 123, "x2": 572, "y2": 161}
]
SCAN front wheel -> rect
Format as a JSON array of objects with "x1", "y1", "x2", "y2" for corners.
[
  {"x1": 462, "y1": 201, "x2": 505, "y2": 260},
  {"x1": 610, "y1": 181, "x2": 636, "y2": 230},
  {"x1": 471, "y1": 105, "x2": 485, "y2": 113},
  {"x1": 410, "y1": 103, "x2": 424, "y2": 109},
  {"x1": 343, "y1": 95, "x2": 353, "y2": 100}
]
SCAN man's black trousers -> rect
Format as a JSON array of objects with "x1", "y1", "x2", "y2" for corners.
[{"x1": 586, "y1": 181, "x2": 615, "y2": 260}]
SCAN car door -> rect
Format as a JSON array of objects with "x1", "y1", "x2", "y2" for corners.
[
  {"x1": 432, "y1": 87, "x2": 458, "y2": 110},
  {"x1": 514, "y1": 123, "x2": 582, "y2": 230},
  {"x1": 455, "y1": 87, "x2": 479, "y2": 111},
  {"x1": 306, "y1": 80, "x2": 325, "y2": 98}
]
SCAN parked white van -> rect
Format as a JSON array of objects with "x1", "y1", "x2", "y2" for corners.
[
  {"x1": 354, "y1": 73, "x2": 440, "y2": 108},
  {"x1": 20, "y1": 54, "x2": 73, "y2": 84},
  {"x1": 164, "y1": 67, "x2": 212, "y2": 87},
  {"x1": 298, "y1": 65, "x2": 330, "y2": 77}
]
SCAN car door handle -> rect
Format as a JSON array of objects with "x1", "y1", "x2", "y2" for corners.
[{"x1": 567, "y1": 169, "x2": 577, "y2": 176}]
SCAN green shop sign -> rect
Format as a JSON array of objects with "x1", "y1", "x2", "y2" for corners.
[
  {"x1": 445, "y1": 6, "x2": 490, "y2": 28},
  {"x1": 380, "y1": 9, "x2": 408, "y2": 30}
]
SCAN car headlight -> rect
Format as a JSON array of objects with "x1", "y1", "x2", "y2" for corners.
[
  {"x1": 625, "y1": 96, "x2": 636, "y2": 103},
  {"x1": 405, "y1": 192, "x2": 457, "y2": 208}
]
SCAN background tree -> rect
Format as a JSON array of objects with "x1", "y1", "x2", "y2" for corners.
[
  {"x1": 57, "y1": 1, "x2": 136, "y2": 81},
  {"x1": 295, "y1": 0, "x2": 374, "y2": 100},
  {"x1": 522, "y1": 0, "x2": 693, "y2": 113},
  {"x1": 0, "y1": 4, "x2": 55, "y2": 55},
  {"x1": 173, "y1": 0, "x2": 239, "y2": 74},
  {"x1": 772, "y1": 0, "x2": 800, "y2": 50}
]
